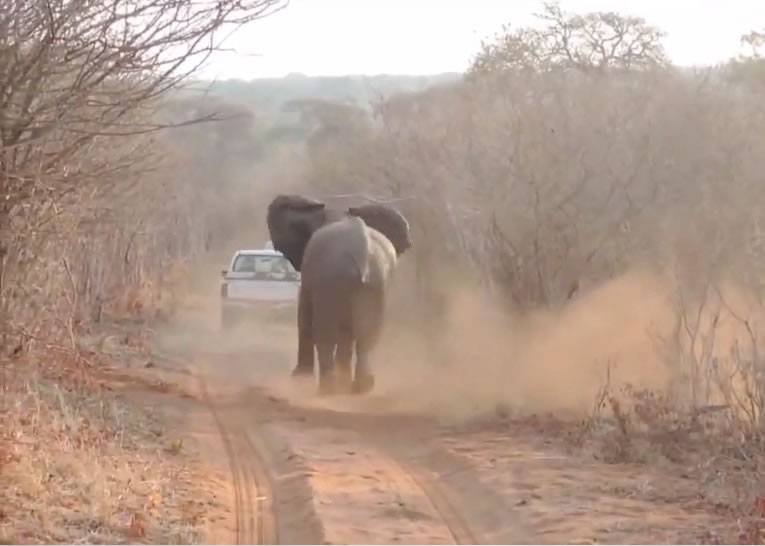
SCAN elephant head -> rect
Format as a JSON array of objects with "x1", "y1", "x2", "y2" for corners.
[
  {"x1": 266, "y1": 194, "x2": 329, "y2": 271},
  {"x1": 267, "y1": 195, "x2": 413, "y2": 271},
  {"x1": 348, "y1": 204, "x2": 412, "y2": 256}
]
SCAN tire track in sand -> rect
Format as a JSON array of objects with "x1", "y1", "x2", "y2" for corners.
[
  {"x1": 380, "y1": 436, "x2": 534, "y2": 544},
  {"x1": 264, "y1": 398, "x2": 534, "y2": 544},
  {"x1": 187, "y1": 348, "x2": 528, "y2": 544},
  {"x1": 271, "y1": 421, "x2": 464, "y2": 544},
  {"x1": 390, "y1": 451, "x2": 478, "y2": 544},
  {"x1": 198, "y1": 377, "x2": 278, "y2": 544}
]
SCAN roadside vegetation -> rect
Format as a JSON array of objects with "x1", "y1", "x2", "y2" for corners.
[
  {"x1": 273, "y1": 4, "x2": 765, "y2": 540},
  {"x1": 2, "y1": 0, "x2": 765, "y2": 542},
  {"x1": 0, "y1": 0, "x2": 285, "y2": 542}
]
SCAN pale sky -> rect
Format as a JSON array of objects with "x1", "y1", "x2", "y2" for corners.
[{"x1": 201, "y1": 0, "x2": 765, "y2": 79}]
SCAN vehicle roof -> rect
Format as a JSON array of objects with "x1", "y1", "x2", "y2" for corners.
[{"x1": 233, "y1": 249, "x2": 285, "y2": 256}]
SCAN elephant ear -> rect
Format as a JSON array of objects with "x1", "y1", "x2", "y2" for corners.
[
  {"x1": 267, "y1": 195, "x2": 327, "y2": 271},
  {"x1": 268, "y1": 194, "x2": 325, "y2": 215},
  {"x1": 348, "y1": 204, "x2": 412, "y2": 256}
]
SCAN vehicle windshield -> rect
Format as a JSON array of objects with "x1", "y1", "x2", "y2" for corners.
[{"x1": 232, "y1": 254, "x2": 299, "y2": 281}]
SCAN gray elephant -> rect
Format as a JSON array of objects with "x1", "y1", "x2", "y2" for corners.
[{"x1": 266, "y1": 194, "x2": 412, "y2": 395}]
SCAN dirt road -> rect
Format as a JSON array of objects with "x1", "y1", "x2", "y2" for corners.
[{"x1": 137, "y1": 313, "x2": 730, "y2": 544}]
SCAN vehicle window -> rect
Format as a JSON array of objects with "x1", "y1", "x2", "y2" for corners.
[
  {"x1": 232, "y1": 255, "x2": 299, "y2": 281},
  {"x1": 232, "y1": 255, "x2": 257, "y2": 272}
]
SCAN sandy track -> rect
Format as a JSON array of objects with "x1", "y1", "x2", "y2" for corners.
[
  {"x1": 260, "y1": 401, "x2": 533, "y2": 544},
  {"x1": 142, "y1": 318, "x2": 731, "y2": 545},
  {"x1": 190, "y1": 360, "x2": 533, "y2": 545},
  {"x1": 198, "y1": 378, "x2": 279, "y2": 544}
]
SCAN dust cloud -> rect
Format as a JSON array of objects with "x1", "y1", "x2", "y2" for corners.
[
  {"x1": 353, "y1": 269, "x2": 678, "y2": 421},
  {"x1": 157, "y1": 253, "x2": 765, "y2": 425},
  {"x1": 363, "y1": 269, "x2": 764, "y2": 423},
  {"x1": 161, "y1": 257, "x2": 693, "y2": 423}
]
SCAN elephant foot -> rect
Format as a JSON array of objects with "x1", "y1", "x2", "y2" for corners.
[{"x1": 351, "y1": 373, "x2": 375, "y2": 395}]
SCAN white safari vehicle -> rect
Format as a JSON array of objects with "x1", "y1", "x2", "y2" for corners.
[{"x1": 219, "y1": 245, "x2": 300, "y2": 329}]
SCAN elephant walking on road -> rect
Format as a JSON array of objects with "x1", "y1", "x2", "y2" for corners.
[{"x1": 266, "y1": 195, "x2": 412, "y2": 395}]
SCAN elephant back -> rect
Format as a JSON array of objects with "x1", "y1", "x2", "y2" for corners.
[{"x1": 301, "y1": 216, "x2": 375, "y2": 289}]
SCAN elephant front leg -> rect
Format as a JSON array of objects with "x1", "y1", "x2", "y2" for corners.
[{"x1": 292, "y1": 286, "x2": 315, "y2": 377}]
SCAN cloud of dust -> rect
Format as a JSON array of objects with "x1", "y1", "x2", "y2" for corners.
[
  {"x1": 155, "y1": 246, "x2": 765, "y2": 426},
  {"x1": 365, "y1": 269, "x2": 678, "y2": 421},
  {"x1": 156, "y1": 262, "x2": 682, "y2": 421}
]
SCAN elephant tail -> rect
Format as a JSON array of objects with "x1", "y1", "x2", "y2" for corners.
[{"x1": 344, "y1": 217, "x2": 373, "y2": 284}]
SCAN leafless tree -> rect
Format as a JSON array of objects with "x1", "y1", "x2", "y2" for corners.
[
  {"x1": 742, "y1": 29, "x2": 765, "y2": 58},
  {"x1": 292, "y1": 14, "x2": 765, "y2": 350},
  {"x1": 1, "y1": 0, "x2": 286, "y2": 349},
  {"x1": 470, "y1": 2, "x2": 667, "y2": 75}
]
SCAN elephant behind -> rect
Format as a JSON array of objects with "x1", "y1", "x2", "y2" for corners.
[{"x1": 266, "y1": 194, "x2": 412, "y2": 395}]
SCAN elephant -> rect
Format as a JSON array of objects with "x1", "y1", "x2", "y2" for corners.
[{"x1": 266, "y1": 194, "x2": 412, "y2": 395}]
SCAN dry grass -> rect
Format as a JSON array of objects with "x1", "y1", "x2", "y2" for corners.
[
  {"x1": 566, "y1": 382, "x2": 765, "y2": 544},
  {"x1": 0, "y1": 355, "x2": 213, "y2": 544}
]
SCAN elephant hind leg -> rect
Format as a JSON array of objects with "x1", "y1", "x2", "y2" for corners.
[
  {"x1": 335, "y1": 329, "x2": 354, "y2": 394},
  {"x1": 312, "y1": 289, "x2": 347, "y2": 396},
  {"x1": 316, "y1": 342, "x2": 337, "y2": 396},
  {"x1": 352, "y1": 288, "x2": 384, "y2": 395},
  {"x1": 353, "y1": 338, "x2": 377, "y2": 395}
]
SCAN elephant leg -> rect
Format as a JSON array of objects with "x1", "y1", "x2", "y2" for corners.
[
  {"x1": 335, "y1": 329, "x2": 354, "y2": 394},
  {"x1": 316, "y1": 341, "x2": 337, "y2": 396},
  {"x1": 313, "y1": 290, "x2": 343, "y2": 396},
  {"x1": 292, "y1": 284, "x2": 315, "y2": 377},
  {"x1": 352, "y1": 288, "x2": 384, "y2": 395},
  {"x1": 353, "y1": 348, "x2": 375, "y2": 395}
]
